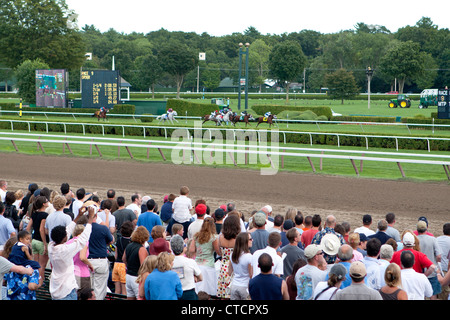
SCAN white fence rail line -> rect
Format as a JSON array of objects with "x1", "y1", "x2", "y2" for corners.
[
  {"x1": 1, "y1": 119, "x2": 450, "y2": 153},
  {"x1": 2, "y1": 131, "x2": 450, "y2": 161},
  {"x1": 1, "y1": 109, "x2": 450, "y2": 130},
  {"x1": 1, "y1": 133, "x2": 450, "y2": 180}
]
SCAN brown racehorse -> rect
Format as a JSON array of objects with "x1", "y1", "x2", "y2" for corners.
[
  {"x1": 93, "y1": 110, "x2": 108, "y2": 121},
  {"x1": 202, "y1": 113, "x2": 222, "y2": 126},
  {"x1": 256, "y1": 114, "x2": 277, "y2": 128},
  {"x1": 231, "y1": 113, "x2": 253, "y2": 127}
]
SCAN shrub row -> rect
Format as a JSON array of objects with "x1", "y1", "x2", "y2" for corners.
[
  {"x1": 0, "y1": 103, "x2": 135, "y2": 115},
  {"x1": 404, "y1": 116, "x2": 450, "y2": 130},
  {"x1": 252, "y1": 104, "x2": 333, "y2": 119},
  {"x1": 330, "y1": 115, "x2": 397, "y2": 123},
  {"x1": 166, "y1": 99, "x2": 216, "y2": 116}
]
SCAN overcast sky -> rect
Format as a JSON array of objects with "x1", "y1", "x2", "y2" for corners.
[{"x1": 65, "y1": 0, "x2": 449, "y2": 36}]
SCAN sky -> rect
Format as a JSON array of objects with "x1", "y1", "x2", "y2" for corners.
[{"x1": 65, "y1": 0, "x2": 449, "y2": 36}]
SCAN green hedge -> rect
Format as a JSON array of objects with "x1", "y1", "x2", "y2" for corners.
[
  {"x1": 330, "y1": 115, "x2": 397, "y2": 123},
  {"x1": 0, "y1": 103, "x2": 135, "y2": 116},
  {"x1": 401, "y1": 117, "x2": 450, "y2": 130},
  {"x1": 166, "y1": 99, "x2": 216, "y2": 117},
  {"x1": 251, "y1": 104, "x2": 333, "y2": 119},
  {"x1": 110, "y1": 104, "x2": 135, "y2": 114},
  {"x1": 140, "y1": 114, "x2": 154, "y2": 123}
]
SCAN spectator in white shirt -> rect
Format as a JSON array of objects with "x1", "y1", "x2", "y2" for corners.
[
  {"x1": 353, "y1": 214, "x2": 375, "y2": 237},
  {"x1": 252, "y1": 232, "x2": 283, "y2": 277},
  {"x1": 126, "y1": 193, "x2": 142, "y2": 217},
  {"x1": 0, "y1": 180, "x2": 7, "y2": 203},
  {"x1": 48, "y1": 206, "x2": 96, "y2": 300},
  {"x1": 400, "y1": 250, "x2": 433, "y2": 300},
  {"x1": 171, "y1": 186, "x2": 193, "y2": 239}
]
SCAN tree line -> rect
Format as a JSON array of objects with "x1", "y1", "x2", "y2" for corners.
[{"x1": 0, "y1": 0, "x2": 449, "y2": 102}]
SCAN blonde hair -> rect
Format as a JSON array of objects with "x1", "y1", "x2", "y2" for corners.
[
  {"x1": 14, "y1": 189, "x2": 24, "y2": 200},
  {"x1": 384, "y1": 263, "x2": 402, "y2": 287},
  {"x1": 72, "y1": 224, "x2": 85, "y2": 237},
  {"x1": 348, "y1": 232, "x2": 360, "y2": 249},
  {"x1": 156, "y1": 252, "x2": 174, "y2": 272},
  {"x1": 285, "y1": 207, "x2": 297, "y2": 222},
  {"x1": 49, "y1": 190, "x2": 59, "y2": 203},
  {"x1": 53, "y1": 195, "x2": 67, "y2": 211},
  {"x1": 136, "y1": 255, "x2": 158, "y2": 283}
]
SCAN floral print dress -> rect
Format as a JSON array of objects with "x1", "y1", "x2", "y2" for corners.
[{"x1": 217, "y1": 246, "x2": 233, "y2": 299}]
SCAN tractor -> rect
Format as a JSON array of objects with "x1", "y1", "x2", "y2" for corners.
[{"x1": 388, "y1": 94, "x2": 411, "y2": 108}]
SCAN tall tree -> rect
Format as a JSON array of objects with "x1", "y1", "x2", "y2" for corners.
[
  {"x1": 157, "y1": 41, "x2": 198, "y2": 98},
  {"x1": 325, "y1": 68, "x2": 360, "y2": 104},
  {"x1": 135, "y1": 54, "x2": 162, "y2": 97},
  {"x1": 321, "y1": 32, "x2": 356, "y2": 69},
  {"x1": 249, "y1": 39, "x2": 271, "y2": 93},
  {"x1": 202, "y1": 63, "x2": 221, "y2": 92},
  {"x1": 0, "y1": 0, "x2": 86, "y2": 70},
  {"x1": 15, "y1": 59, "x2": 50, "y2": 103},
  {"x1": 379, "y1": 41, "x2": 426, "y2": 93},
  {"x1": 268, "y1": 41, "x2": 306, "y2": 101}
]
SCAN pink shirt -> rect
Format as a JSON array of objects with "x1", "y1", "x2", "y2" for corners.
[
  {"x1": 350, "y1": 249, "x2": 364, "y2": 262},
  {"x1": 67, "y1": 237, "x2": 91, "y2": 277}
]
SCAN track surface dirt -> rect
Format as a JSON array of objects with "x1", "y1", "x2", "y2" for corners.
[{"x1": 2, "y1": 152, "x2": 448, "y2": 236}]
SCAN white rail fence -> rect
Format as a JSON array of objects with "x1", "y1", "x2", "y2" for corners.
[
  {"x1": 1, "y1": 119, "x2": 450, "y2": 153},
  {"x1": 1, "y1": 132, "x2": 450, "y2": 180}
]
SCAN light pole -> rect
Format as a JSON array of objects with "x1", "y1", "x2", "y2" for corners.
[
  {"x1": 238, "y1": 43, "x2": 250, "y2": 110},
  {"x1": 366, "y1": 67, "x2": 374, "y2": 110},
  {"x1": 197, "y1": 52, "x2": 205, "y2": 93}
]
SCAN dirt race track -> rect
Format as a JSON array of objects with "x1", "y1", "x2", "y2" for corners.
[{"x1": 1, "y1": 152, "x2": 449, "y2": 236}]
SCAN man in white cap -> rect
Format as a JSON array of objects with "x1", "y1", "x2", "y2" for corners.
[
  {"x1": 391, "y1": 232, "x2": 436, "y2": 276},
  {"x1": 333, "y1": 261, "x2": 382, "y2": 300},
  {"x1": 311, "y1": 215, "x2": 345, "y2": 264},
  {"x1": 260, "y1": 205, "x2": 274, "y2": 231},
  {"x1": 320, "y1": 233, "x2": 341, "y2": 271},
  {"x1": 294, "y1": 244, "x2": 327, "y2": 300}
]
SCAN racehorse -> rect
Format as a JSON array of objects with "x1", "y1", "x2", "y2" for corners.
[
  {"x1": 157, "y1": 110, "x2": 178, "y2": 124},
  {"x1": 256, "y1": 114, "x2": 277, "y2": 128},
  {"x1": 219, "y1": 110, "x2": 233, "y2": 126},
  {"x1": 203, "y1": 111, "x2": 222, "y2": 126},
  {"x1": 93, "y1": 109, "x2": 108, "y2": 121},
  {"x1": 231, "y1": 113, "x2": 253, "y2": 127}
]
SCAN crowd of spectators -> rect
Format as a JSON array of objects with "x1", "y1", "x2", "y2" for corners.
[{"x1": 0, "y1": 179, "x2": 449, "y2": 301}]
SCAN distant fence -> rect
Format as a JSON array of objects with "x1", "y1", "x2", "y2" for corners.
[
  {"x1": 1, "y1": 132, "x2": 450, "y2": 180},
  {"x1": 1, "y1": 109, "x2": 449, "y2": 132}
]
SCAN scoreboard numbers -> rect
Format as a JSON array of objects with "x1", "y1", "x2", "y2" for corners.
[{"x1": 81, "y1": 70, "x2": 120, "y2": 109}]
